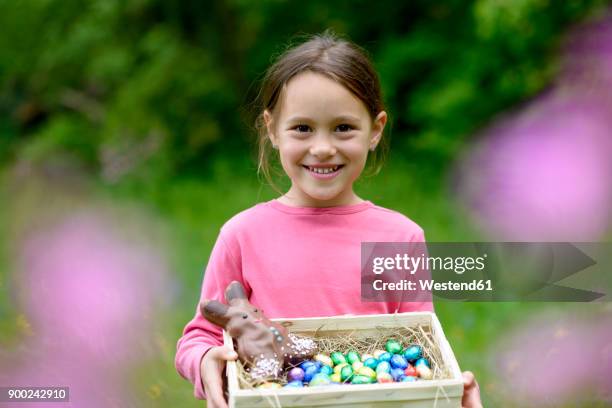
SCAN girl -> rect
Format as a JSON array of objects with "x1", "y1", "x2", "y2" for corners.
[{"x1": 175, "y1": 32, "x2": 482, "y2": 408}]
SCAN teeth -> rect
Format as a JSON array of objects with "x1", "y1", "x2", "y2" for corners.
[{"x1": 308, "y1": 166, "x2": 339, "y2": 174}]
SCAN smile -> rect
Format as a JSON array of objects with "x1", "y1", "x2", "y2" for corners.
[{"x1": 302, "y1": 165, "x2": 344, "y2": 179}]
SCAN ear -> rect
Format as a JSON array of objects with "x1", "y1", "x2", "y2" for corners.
[
  {"x1": 225, "y1": 281, "x2": 248, "y2": 305},
  {"x1": 200, "y1": 299, "x2": 230, "y2": 327},
  {"x1": 369, "y1": 111, "x2": 387, "y2": 151},
  {"x1": 263, "y1": 110, "x2": 278, "y2": 148}
]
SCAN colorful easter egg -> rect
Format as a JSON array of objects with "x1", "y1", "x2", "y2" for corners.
[
  {"x1": 363, "y1": 357, "x2": 379, "y2": 370},
  {"x1": 416, "y1": 364, "x2": 433, "y2": 380},
  {"x1": 258, "y1": 382, "x2": 282, "y2": 389},
  {"x1": 373, "y1": 349, "x2": 387, "y2": 359},
  {"x1": 330, "y1": 373, "x2": 341, "y2": 383},
  {"x1": 401, "y1": 375, "x2": 418, "y2": 382},
  {"x1": 313, "y1": 360, "x2": 323, "y2": 370},
  {"x1": 402, "y1": 345, "x2": 422, "y2": 362},
  {"x1": 351, "y1": 361, "x2": 364, "y2": 371},
  {"x1": 284, "y1": 380, "x2": 304, "y2": 388},
  {"x1": 390, "y1": 354, "x2": 408, "y2": 370},
  {"x1": 340, "y1": 365, "x2": 354, "y2": 381},
  {"x1": 287, "y1": 367, "x2": 305, "y2": 382},
  {"x1": 360, "y1": 353, "x2": 374, "y2": 362},
  {"x1": 346, "y1": 351, "x2": 361, "y2": 364},
  {"x1": 309, "y1": 373, "x2": 332, "y2": 387},
  {"x1": 375, "y1": 361, "x2": 391, "y2": 374},
  {"x1": 351, "y1": 375, "x2": 373, "y2": 384},
  {"x1": 377, "y1": 352, "x2": 392, "y2": 362},
  {"x1": 333, "y1": 363, "x2": 348, "y2": 375},
  {"x1": 357, "y1": 366, "x2": 377, "y2": 380},
  {"x1": 303, "y1": 365, "x2": 319, "y2": 382},
  {"x1": 315, "y1": 354, "x2": 333, "y2": 367},
  {"x1": 415, "y1": 357, "x2": 430, "y2": 368},
  {"x1": 331, "y1": 352, "x2": 347, "y2": 366},
  {"x1": 299, "y1": 360, "x2": 316, "y2": 371},
  {"x1": 376, "y1": 372, "x2": 393, "y2": 383},
  {"x1": 319, "y1": 365, "x2": 333, "y2": 376},
  {"x1": 404, "y1": 364, "x2": 418, "y2": 377},
  {"x1": 391, "y1": 368, "x2": 405, "y2": 381},
  {"x1": 385, "y1": 339, "x2": 402, "y2": 354}
]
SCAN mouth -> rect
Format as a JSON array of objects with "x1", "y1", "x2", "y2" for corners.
[{"x1": 302, "y1": 165, "x2": 345, "y2": 176}]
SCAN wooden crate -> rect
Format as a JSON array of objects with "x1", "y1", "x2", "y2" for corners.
[{"x1": 223, "y1": 312, "x2": 463, "y2": 408}]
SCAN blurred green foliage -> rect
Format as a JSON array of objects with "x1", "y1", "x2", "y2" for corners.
[
  {"x1": 1, "y1": 0, "x2": 608, "y2": 180},
  {"x1": 1, "y1": 1, "x2": 610, "y2": 407}
]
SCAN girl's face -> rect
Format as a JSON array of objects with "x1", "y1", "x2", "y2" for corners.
[{"x1": 264, "y1": 71, "x2": 387, "y2": 207}]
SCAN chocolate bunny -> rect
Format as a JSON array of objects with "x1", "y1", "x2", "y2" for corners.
[{"x1": 201, "y1": 281, "x2": 317, "y2": 381}]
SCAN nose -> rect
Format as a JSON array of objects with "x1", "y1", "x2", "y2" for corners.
[{"x1": 309, "y1": 133, "x2": 337, "y2": 158}]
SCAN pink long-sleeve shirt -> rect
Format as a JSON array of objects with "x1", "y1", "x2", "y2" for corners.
[{"x1": 175, "y1": 199, "x2": 433, "y2": 399}]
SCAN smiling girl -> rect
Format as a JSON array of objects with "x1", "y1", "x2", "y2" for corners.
[{"x1": 176, "y1": 32, "x2": 482, "y2": 408}]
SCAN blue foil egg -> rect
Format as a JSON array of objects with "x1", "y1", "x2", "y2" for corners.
[
  {"x1": 400, "y1": 375, "x2": 417, "y2": 382},
  {"x1": 378, "y1": 352, "x2": 393, "y2": 362},
  {"x1": 287, "y1": 367, "x2": 305, "y2": 382},
  {"x1": 284, "y1": 380, "x2": 304, "y2": 387},
  {"x1": 390, "y1": 368, "x2": 405, "y2": 381},
  {"x1": 309, "y1": 373, "x2": 332, "y2": 387},
  {"x1": 313, "y1": 360, "x2": 323, "y2": 370},
  {"x1": 363, "y1": 357, "x2": 379, "y2": 370},
  {"x1": 303, "y1": 365, "x2": 319, "y2": 382},
  {"x1": 299, "y1": 360, "x2": 316, "y2": 371},
  {"x1": 390, "y1": 354, "x2": 408, "y2": 370},
  {"x1": 415, "y1": 358, "x2": 430, "y2": 368},
  {"x1": 319, "y1": 365, "x2": 333, "y2": 376},
  {"x1": 375, "y1": 361, "x2": 391, "y2": 374},
  {"x1": 403, "y1": 345, "x2": 422, "y2": 363}
]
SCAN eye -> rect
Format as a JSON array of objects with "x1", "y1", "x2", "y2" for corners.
[
  {"x1": 242, "y1": 314, "x2": 248, "y2": 319},
  {"x1": 253, "y1": 309, "x2": 258, "y2": 313},
  {"x1": 293, "y1": 124, "x2": 311, "y2": 133},
  {"x1": 335, "y1": 124, "x2": 353, "y2": 132}
]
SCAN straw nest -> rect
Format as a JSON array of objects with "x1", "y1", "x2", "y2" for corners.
[{"x1": 235, "y1": 323, "x2": 451, "y2": 389}]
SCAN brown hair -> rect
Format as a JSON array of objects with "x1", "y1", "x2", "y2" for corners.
[{"x1": 255, "y1": 31, "x2": 389, "y2": 189}]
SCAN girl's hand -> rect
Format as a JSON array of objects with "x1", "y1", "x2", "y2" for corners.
[
  {"x1": 462, "y1": 371, "x2": 483, "y2": 408},
  {"x1": 200, "y1": 346, "x2": 238, "y2": 408}
]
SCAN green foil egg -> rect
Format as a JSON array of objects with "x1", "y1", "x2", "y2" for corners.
[
  {"x1": 345, "y1": 351, "x2": 361, "y2": 365},
  {"x1": 331, "y1": 351, "x2": 347, "y2": 366},
  {"x1": 340, "y1": 365, "x2": 354, "y2": 382},
  {"x1": 309, "y1": 373, "x2": 332, "y2": 387},
  {"x1": 357, "y1": 366, "x2": 377, "y2": 379},
  {"x1": 351, "y1": 375, "x2": 373, "y2": 384},
  {"x1": 385, "y1": 339, "x2": 402, "y2": 354}
]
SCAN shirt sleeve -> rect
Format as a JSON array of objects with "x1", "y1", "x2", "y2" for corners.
[
  {"x1": 395, "y1": 228, "x2": 435, "y2": 313},
  {"x1": 175, "y1": 229, "x2": 247, "y2": 400}
]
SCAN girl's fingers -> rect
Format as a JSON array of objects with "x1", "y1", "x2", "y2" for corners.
[
  {"x1": 461, "y1": 371, "x2": 483, "y2": 408},
  {"x1": 204, "y1": 376, "x2": 228, "y2": 408}
]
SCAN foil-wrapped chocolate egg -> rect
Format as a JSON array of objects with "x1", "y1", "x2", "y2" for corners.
[
  {"x1": 376, "y1": 372, "x2": 393, "y2": 383},
  {"x1": 303, "y1": 365, "x2": 319, "y2": 383},
  {"x1": 351, "y1": 375, "x2": 373, "y2": 384},
  {"x1": 391, "y1": 367, "x2": 405, "y2": 381},
  {"x1": 319, "y1": 365, "x2": 333, "y2": 376},
  {"x1": 309, "y1": 373, "x2": 331, "y2": 387},
  {"x1": 415, "y1": 357, "x2": 430, "y2": 368},
  {"x1": 315, "y1": 354, "x2": 333, "y2": 367},
  {"x1": 346, "y1": 351, "x2": 361, "y2": 364},
  {"x1": 378, "y1": 352, "x2": 392, "y2": 362},
  {"x1": 299, "y1": 360, "x2": 316, "y2": 371},
  {"x1": 284, "y1": 380, "x2": 304, "y2": 388},
  {"x1": 390, "y1": 354, "x2": 408, "y2": 370},
  {"x1": 360, "y1": 353, "x2": 374, "y2": 362},
  {"x1": 401, "y1": 375, "x2": 417, "y2": 382},
  {"x1": 363, "y1": 357, "x2": 379, "y2": 370},
  {"x1": 340, "y1": 365, "x2": 354, "y2": 382},
  {"x1": 351, "y1": 361, "x2": 364, "y2": 371},
  {"x1": 357, "y1": 366, "x2": 376, "y2": 380},
  {"x1": 331, "y1": 352, "x2": 347, "y2": 366},
  {"x1": 416, "y1": 364, "x2": 433, "y2": 380},
  {"x1": 330, "y1": 373, "x2": 341, "y2": 383},
  {"x1": 333, "y1": 363, "x2": 348, "y2": 375},
  {"x1": 404, "y1": 364, "x2": 418, "y2": 377},
  {"x1": 385, "y1": 339, "x2": 402, "y2": 354},
  {"x1": 375, "y1": 361, "x2": 391, "y2": 374},
  {"x1": 372, "y1": 349, "x2": 387, "y2": 359},
  {"x1": 287, "y1": 367, "x2": 305, "y2": 382},
  {"x1": 403, "y1": 345, "x2": 422, "y2": 363}
]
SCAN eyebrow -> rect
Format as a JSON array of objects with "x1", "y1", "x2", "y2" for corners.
[{"x1": 285, "y1": 115, "x2": 361, "y2": 123}]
